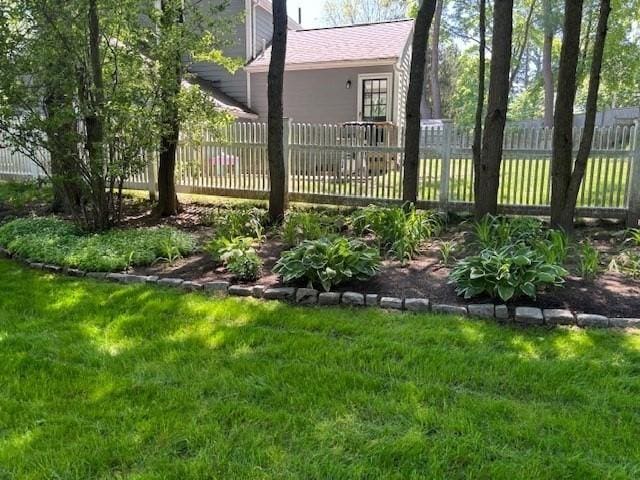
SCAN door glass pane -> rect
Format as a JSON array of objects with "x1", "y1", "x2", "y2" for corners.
[{"x1": 361, "y1": 78, "x2": 389, "y2": 122}]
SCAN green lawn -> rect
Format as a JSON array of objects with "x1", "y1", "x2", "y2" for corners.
[{"x1": 1, "y1": 260, "x2": 640, "y2": 479}]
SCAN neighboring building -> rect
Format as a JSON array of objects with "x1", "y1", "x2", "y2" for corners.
[
  {"x1": 511, "y1": 106, "x2": 640, "y2": 129},
  {"x1": 189, "y1": 0, "x2": 415, "y2": 127}
]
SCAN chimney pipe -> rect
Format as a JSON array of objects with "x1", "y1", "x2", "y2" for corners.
[{"x1": 298, "y1": 7, "x2": 302, "y2": 25}]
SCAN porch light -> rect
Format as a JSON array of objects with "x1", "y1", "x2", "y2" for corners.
[{"x1": 346, "y1": 80, "x2": 352, "y2": 89}]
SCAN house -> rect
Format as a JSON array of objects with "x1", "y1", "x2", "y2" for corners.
[{"x1": 189, "y1": 0, "x2": 415, "y2": 127}]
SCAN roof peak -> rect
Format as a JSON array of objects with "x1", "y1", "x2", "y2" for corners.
[{"x1": 296, "y1": 18, "x2": 413, "y2": 33}]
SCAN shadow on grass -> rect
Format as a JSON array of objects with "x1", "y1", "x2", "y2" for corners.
[{"x1": 1, "y1": 259, "x2": 639, "y2": 479}]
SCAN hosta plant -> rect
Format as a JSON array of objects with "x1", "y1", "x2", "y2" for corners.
[
  {"x1": 207, "y1": 206, "x2": 267, "y2": 241},
  {"x1": 449, "y1": 245, "x2": 568, "y2": 301},
  {"x1": 274, "y1": 237, "x2": 381, "y2": 291}
]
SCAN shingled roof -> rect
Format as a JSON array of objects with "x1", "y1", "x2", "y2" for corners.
[{"x1": 246, "y1": 19, "x2": 414, "y2": 71}]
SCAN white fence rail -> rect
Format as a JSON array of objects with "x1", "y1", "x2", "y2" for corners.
[{"x1": 2, "y1": 120, "x2": 639, "y2": 225}]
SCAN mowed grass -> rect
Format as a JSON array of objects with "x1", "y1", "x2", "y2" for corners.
[{"x1": 1, "y1": 260, "x2": 640, "y2": 479}]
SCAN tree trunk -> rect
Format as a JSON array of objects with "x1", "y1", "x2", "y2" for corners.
[
  {"x1": 472, "y1": 0, "x2": 486, "y2": 211},
  {"x1": 402, "y1": 0, "x2": 437, "y2": 204},
  {"x1": 267, "y1": 0, "x2": 288, "y2": 223},
  {"x1": 550, "y1": 0, "x2": 610, "y2": 232},
  {"x1": 85, "y1": 0, "x2": 108, "y2": 230},
  {"x1": 542, "y1": 0, "x2": 555, "y2": 127},
  {"x1": 156, "y1": 0, "x2": 182, "y2": 217},
  {"x1": 550, "y1": 0, "x2": 583, "y2": 230},
  {"x1": 475, "y1": 0, "x2": 513, "y2": 218},
  {"x1": 429, "y1": 0, "x2": 443, "y2": 119}
]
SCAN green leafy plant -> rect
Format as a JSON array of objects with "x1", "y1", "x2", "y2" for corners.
[
  {"x1": 473, "y1": 215, "x2": 542, "y2": 250},
  {"x1": 204, "y1": 236, "x2": 262, "y2": 281},
  {"x1": 438, "y1": 240, "x2": 456, "y2": 266},
  {"x1": 0, "y1": 217, "x2": 196, "y2": 271},
  {"x1": 579, "y1": 241, "x2": 600, "y2": 279},
  {"x1": 281, "y1": 211, "x2": 340, "y2": 247},
  {"x1": 351, "y1": 204, "x2": 441, "y2": 264},
  {"x1": 274, "y1": 237, "x2": 381, "y2": 291},
  {"x1": 626, "y1": 228, "x2": 640, "y2": 247},
  {"x1": 449, "y1": 245, "x2": 568, "y2": 301},
  {"x1": 207, "y1": 206, "x2": 267, "y2": 241},
  {"x1": 534, "y1": 229, "x2": 570, "y2": 265}
]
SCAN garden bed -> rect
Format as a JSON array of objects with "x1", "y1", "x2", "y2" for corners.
[{"x1": 2, "y1": 181, "x2": 640, "y2": 318}]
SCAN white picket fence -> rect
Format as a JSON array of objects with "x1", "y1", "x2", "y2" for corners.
[{"x1": 2, "y1": 120, "x2": 640, "y2": 225}]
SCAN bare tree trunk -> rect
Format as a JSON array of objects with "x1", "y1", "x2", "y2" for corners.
[
  {"x1": 429, "y1": 0, "x2": 443, "y2": 119},
  {"x1": 156, "y1": 0, "x2": 182, "y2": 217},
  {"x1": 542, "y1": 0, "x2": 555, "y2": 127},
  {"x1": 267, "y1": 0, "x2": 288, "y2": 223},
  {"x1": 550, "y1": 0, "x2": 610, "y2": 232},
  {"x1": 402, "y1": 0, "x2": 437, "y2": 204},
  {"x1": 472, "y1": 0, "x2": 486, "y2": 211},
  {"x1": 86, "y1": 0, "x2": 108, "y2": 230},
  {"x1": 550, "y1": 0, "x2": 583, "y2": 230},
  {"x1": 475, "y1": 0, "x2": 513, "y2": 218}
]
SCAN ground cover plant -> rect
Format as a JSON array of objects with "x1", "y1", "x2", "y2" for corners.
[
  {"x1": 274, "y1": 237, "x2": 381, "y2": 291},
  {"x1": 206, "y1": 206, "x2": 268, "y2": 241},
  {"x1": 0, "y1": 179, "x2": 51, "y2": 209},
  {"x1": 1, "y1": 261, "x2": 640, "y2": 478},
  {"x1": 0, "y1": 217, "x2": 195, "y2": 271}
]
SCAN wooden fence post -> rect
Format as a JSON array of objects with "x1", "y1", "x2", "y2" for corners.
[
  {"x1": 439, "y1": 120, "x2": 453, "y2": 212},
  {"x1": 283, "y1": 117, "x2": 291, "y2": 203},
  {"x1": 626, "y1": 120, "x2": 640, "y2": 227}
]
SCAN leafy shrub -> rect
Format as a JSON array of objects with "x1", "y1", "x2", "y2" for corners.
[
  {"x1": 0, "y1": 217, "x2": 196, "y2": 271},
  {"x1": 578, "y1": 241, "x2": 600, "y2": 279},
  {"x1": 207, "y1": 206, "x2": 267, "y2": 241},
  {"x1": 204, "y1": 236, "x2": 262, "y2": 281},
  {"x1": 281, "y1": 211, "x2": 340, "y2": 247},
  {"x1": 274, "y1": 237, "x2": 381, "y2": 291},
  {"x1": 449, "y1": 245, "x2": 568, "y2": 301},
  {"x1": 351, "y1": 204, "x2": 441, "y2": 263}
]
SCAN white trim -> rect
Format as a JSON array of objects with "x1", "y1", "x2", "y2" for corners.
[
  {"x1": 246, "y1": 58, "x2": 398, "y2": 73},
  {"x1": 356, "y1": 73, "x2": 393, "y2": 122}
]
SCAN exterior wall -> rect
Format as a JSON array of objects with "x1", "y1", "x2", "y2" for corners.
[
  {"x1": 253, "y1": 5, "x2": 273, "y2": 57},
  {"x1": 189, "y1": 0, "x2": 249, "y2": 104},
  {"x1": 249, "y1": 64, "x2": 397, "y2": 124}
]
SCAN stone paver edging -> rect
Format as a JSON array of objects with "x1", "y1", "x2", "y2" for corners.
[{"x1": 2, "y1": 248, "x2": 638, "y2": 330}]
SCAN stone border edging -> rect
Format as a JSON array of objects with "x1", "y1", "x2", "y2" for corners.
[{"x1": 2, "y1": 247, "x2": 638, "y2": 330}]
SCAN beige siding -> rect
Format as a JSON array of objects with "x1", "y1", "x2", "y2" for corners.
[
  {"x1": 250, "y1": 65, "x2": 396, "y2": 123},
  {"x1": 253, "y1": 5, "x2": 273, "y2": 56}
]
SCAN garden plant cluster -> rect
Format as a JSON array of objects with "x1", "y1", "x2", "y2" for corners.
[{"x1": 3, "y1": 197, "x2": 640, "y2": 303}]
